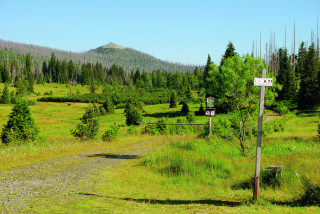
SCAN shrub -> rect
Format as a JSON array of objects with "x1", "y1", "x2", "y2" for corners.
[
  {"x1": 169, "y1": 90, "x2": 177, "y2": 108},
  {"x1": 186, "y1": 111, "x2": 195, "y2": 123},
  {"x1": 297, "y1": 178, "x2": 320, "y2": 206},
  {"x1": 181, "y1": 103, "x2": 190, "y2": 115},
  {"x1": 127, "y1": 126, "x2": 136, "y2": 135},
  {"x1": 124, "y1": 103, "x2": 142, "y2": 126},
  {"x1": 1, "y1": 99, "x2": 39, "y2": 144},
  {"x1": 102, "y1": 124, "x2": 120, "y2": 141},
  {"x1": 102, "y1": 96, "x2": 115, "y2": 114},
  {"x1": 99, "y1": 106, "x2": 107, "y2": 116},
  {"x1": 197, "y1": 103, "x2": 205, "y2": 116},
  {"x1": 71, "y1": 104, "x2": 100, "y2": 139},
  {"x1": 1, "y1": 83, "x2": 11, "y2": 104}
]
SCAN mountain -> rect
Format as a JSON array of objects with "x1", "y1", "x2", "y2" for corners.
[{"x1": 0, "y1": 39, "x2": 197, "y2": 73}]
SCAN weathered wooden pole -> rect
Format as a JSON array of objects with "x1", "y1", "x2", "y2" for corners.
[
  {"x1": 253, "y1": 68, "x2": 267, "y2": 200},
  {"x1": 209, "y1": 117, "x2": 212, "y2": 135}
]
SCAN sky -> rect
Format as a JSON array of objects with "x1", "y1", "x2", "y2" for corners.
[{"x1": 0, "y1": 0, "x2": 319, "y2": 65}]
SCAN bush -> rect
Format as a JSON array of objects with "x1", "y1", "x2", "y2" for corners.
[
  {"x1": 102, "y1": 124, "x2": 120, "y2": 141},
  {"x1": 71, "y1": 104, "x2": 100, "y2": 139},
  {"x1": 1, "y1": 99, "x2": 39, "y2": 144},
  {"x1": 127, "y1": 126, "x2": 136, "y2": 135},
  {"x1": 298, "y1": 178, "x2": 320, "y2": 206},
  {"x1": 124, "y1": 103, "x2": 142, "y2": 126},
  {"x1": 181, "y1": 103, "x2": 190, "y2": 115},
  {"x1": 102, "y1": 96, "x2": 115, "y2": 114},
  {"x1": 169, "y1": 90, "x2": 177, "y2": 108},
  {"x1": 186, "y1": 111, "x2": 195, "y2": 123}
]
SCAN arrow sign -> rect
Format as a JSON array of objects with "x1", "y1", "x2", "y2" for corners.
[{"x1": 254, "y1": 78, "x2": 273, "y2": 86}]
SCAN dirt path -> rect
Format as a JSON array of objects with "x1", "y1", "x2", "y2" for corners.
[{"x1": 0, "y1": 138, "x2": 162, "y2": 213}]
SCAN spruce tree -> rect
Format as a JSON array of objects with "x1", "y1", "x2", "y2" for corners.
[
  {"x1": 103, "y1": 96, "x2": 115, "y2": 114},
  {"x1": 71, "y1": 104, "x2": 100, "y2": 139},
  {"x1": 277, "y1": 48, "x2": 296, "y2": 100},
  {"x1": 220, "y1": 41, "x2": 237, "y2": 68},
  {"x1": 1, "y1": 82, "x2": 10, "y2": 104},
  {"x1": 298, "y1": 43, "x2": 320, "y2": 109},
  {"x1": 124, "y1": 102, "x2": 142, "y2": 126},
  {"x1": 203, "y1": 54, "x2": 212, "y2": 89},
  {"x1": 1, "y1": 100, "x2": 39, "y2": 144},
  {"x1": 169, "y1": 90, "x2": 177, "y2": 108}
]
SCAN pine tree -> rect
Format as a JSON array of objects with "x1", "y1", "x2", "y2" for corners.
[
  {"x1": 71, "y1": 104, "x2": 100, "y2": 139},
  {"x1": 203, "y1": 55, "x2": 212, "y2": 89},
  {"x1": 298, "y1": 43, "x2": 320, "y2": 109},
  {"x1": 1, "y1": 82, "x2": 10, "y2": 104},
  {"x1": 220, "y1": 41, "x2": 237, "y2": 68},
  {"x1": 124, "y1": 102, "x2": 142, "y2": 126},
  {"x1": 277, "y1": 48, "x2": 296, "y2": 100},
  {"x1": 24, "y1": 54, "x2": 34, "y2": 93},
  {"x1": 103, "y1": 96, "x2": 115, "y2": 114},
  {"x1": 1, "y1": 100, "x2": 39, "y2": 144},
  {"x1": 169, "y1": 90, "x2": 177, "y2": 108}
]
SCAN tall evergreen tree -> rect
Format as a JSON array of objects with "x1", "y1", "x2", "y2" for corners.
[
  {"x1": 169, "y1": 90, "x2": 178, "y2": 108},
  {"x1": 298, "y1": 43, "x2": 320, "y2": 109},
  {"x1": 220, "y1": 41, "x2": 237, "y2": 68},
  {"x1": 1, "y1": 82, "x2": 10, "y2": 104},
  {"x1": 24, "y1": 54, "x2": 34, "y2": 93},
  {"x1": 1, "y1": 100, "x2": 39, "y2": 144},
  {"x1": 277, "y1": 48, "x2": 296, "y2": 100},
  {"x1": 203, "y1": 54, "x2": 212, "y2": 89}
]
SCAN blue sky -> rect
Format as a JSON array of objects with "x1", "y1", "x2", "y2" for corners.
[{"x1": 0, "y1": 0, "x2": 319, "y2": 65}]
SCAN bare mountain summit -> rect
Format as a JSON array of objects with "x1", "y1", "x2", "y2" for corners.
[{"x1": 102, "y1": 42, "x2": 126, "y2": 49}]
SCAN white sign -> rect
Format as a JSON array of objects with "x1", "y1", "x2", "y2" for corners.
[
  {"x1": 254, "y1": 78, "x2": 273, "y2": 86},
  {"x1": 205, "y1": 111, "x2": 210, "y2": 116},
  {"x1": 210, "y1": 110, "x2": 215, "y2": 116}
]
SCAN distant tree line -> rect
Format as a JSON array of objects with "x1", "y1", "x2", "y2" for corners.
[{"x1": 0, "y1": 40, "x2": 319, "y2": 110}]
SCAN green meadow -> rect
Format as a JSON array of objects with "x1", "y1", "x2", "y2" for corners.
[{"x1": 0, "y1": 83, "x2": 319, "y2": 213}]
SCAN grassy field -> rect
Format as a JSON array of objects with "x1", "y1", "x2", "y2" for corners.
[{"x1": 0, "y1": 83, "x2": 319, "y2": 213}]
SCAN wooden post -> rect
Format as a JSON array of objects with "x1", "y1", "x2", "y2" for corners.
[
  {"x1": 253, "y1": 68, "x2": 266, "y2": 200},
  {"x1": 145, "y1": 122, "x2": 147, "y2": 133},
  {"x1": 209, "y1": 117, "x2": 212, "y2": 135}
]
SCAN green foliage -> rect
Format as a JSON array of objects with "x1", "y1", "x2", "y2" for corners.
[
  {"x1": 124, "y1": 102, "x2": 142, "y2": 126},
  {"x1": 71, "y1": 104, "x2": 100, "y2": 139},
  {"x1": 102, "y1": 96, "x2": 115, "y2": 114},
  {"x1": 169, "y1": 90, "x2": 177, "y2": 108},
  {"x1": 111, "y1": 91, "x2": 121, "y2": 105},
  {"x1": 197, "y1": 103, "x2": 205, "y2": 116},
  {"x1": 1, "y1": 82, "x2": 10, "y2": 104},
  {"x1": 181, "y1": 102, "x2": 190, "y2": 115},
  {"x1": 186, "y1": 111, "x2": 195, "y2": 123},
  {"x1": 298, "y1": 43, "x2": 320, "y2": 109},
  {"x1": 207, "y1": 55, "x2": 278, "y2": 154},
  {"x1": 277, "y1": 48, "x2": 296, "y2": 101},
  {"x1": 1, "y1": 100, "x2": 39, "y2": 144},
  {"x1": 298, "y1": 178, "x2": 320, "y2": 206},
  {"x1": 99, "y1": 106, "x2": 107, "y2": 116},
  {"x1": 127, "y1": 126, "x2": 136, "y2": 135},
  {"x1": 102, "y1": 124, "x2": 120, "y2": 141}
]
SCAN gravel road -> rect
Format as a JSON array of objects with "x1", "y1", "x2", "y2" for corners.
[{"x1": 0, "y1": 139, "x2": 160, "y2": 213}]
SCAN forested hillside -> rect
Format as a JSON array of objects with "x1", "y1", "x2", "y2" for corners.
[{"x1": 0, "y1": 39, "x2": 196, "y2": 74}]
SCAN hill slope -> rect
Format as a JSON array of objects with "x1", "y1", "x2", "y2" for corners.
[{"x1": 0, "y1": 39, "x2": 197, "y2": 73}]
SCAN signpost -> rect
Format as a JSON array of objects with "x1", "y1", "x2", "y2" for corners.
[
  {"x1": 253, "y1": 68, "x2": 272, "y2": 200},
  {"x1": 205, "y1": 97, "x2": 216, "y2": 135}
]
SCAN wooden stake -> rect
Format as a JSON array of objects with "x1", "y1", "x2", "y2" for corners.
[
  {"x1": 209, "y1": 117, "x2": 212, "y2": 135},
  {"x1": 253, "y1": 68, "x2": 266, "y2": 200}
]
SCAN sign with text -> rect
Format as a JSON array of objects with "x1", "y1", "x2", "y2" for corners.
[
  {"x1": 254, "y1": 78, "x2": 273, "y2": 86},
  {"x1": 206, "y1": 97, "x2": 215, "y2": 108}
]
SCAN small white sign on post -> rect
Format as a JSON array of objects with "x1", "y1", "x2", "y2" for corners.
[{"x1": 254, "y1": 78, "x2": 273, "y2": 86}]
